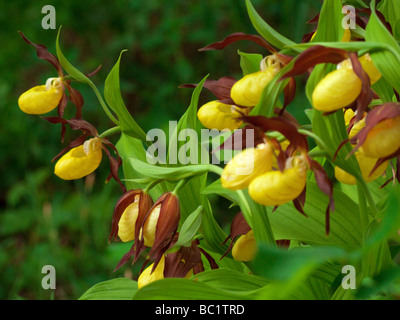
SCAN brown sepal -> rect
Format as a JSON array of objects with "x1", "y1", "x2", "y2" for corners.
[
  {"x1": 18, "y1": 31, "x2": 63, "y2": 75},
  {"x1": 241, "y1": 115, "x2": 309, "y2": 152},
  {"x1": 199, "y1": 32, "x2": 277, "y2": 55},
  {"x1": 280, "y1": 45, "x2": 348, "y2": 81},
  {"x1": 220, "y1": 212, "x2": 251, "y2": 260},
  {"x1": 180, "y1": 77, "x2": 238, "y2": 106}
]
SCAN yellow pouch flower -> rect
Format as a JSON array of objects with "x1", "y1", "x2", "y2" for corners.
[
  {"x1": 248, "y1": 156, "x2": 307, "y2": 206},
  {"x1": 197, "y1": 100, "x2": 244, "y2": 131},
  {"x1": 54, "y1": 137, "x2": 103, "y2": 180},
  {"x1": 312, "y1": 61, "x2": 362, "y2": 112},
  {"x1": 230, "y1": 55, "x2": 280, "y2": 107},
  {"x1": 359, "y1": 116, "x2": 400, "y2": 158},
  {"x1": 232, "y1": 230, "x2": 257, "y2": 262},
  {"x1": 334, "y1": 151, "x2": 389, "y2": 185},
  {"x1": 221, "y1": 143, "x2": 273, "y2": 190},
  {"x1": 18, "y1": 78, "x2": 63, "y2": 114}
]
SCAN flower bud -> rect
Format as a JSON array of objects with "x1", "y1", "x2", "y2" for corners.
[
  {"x1": 232, "y1": 230, "x2": 257, "y2": 262},
  {"x1": 359, "y1": 53, "x2": 381, "y2": 85},
  {"x1": 54, "y1": 137, "x2": 103, "y2": 180},
  {"x1": 312, "y1": 61, "x2": 362, "y2": 112},
  {"x1": 248, "y1": 155, "x2": 307, "y2": 206},
  {"x1": 18, "y1": 78, "x2": 63, "y2": 114},
  {"x1": 230, "y1": 55, "x2": 280, "y2": 107},
  {"x1": 143, "y1": 192, "x2": 180, "y2": 250},
  {"x1": 197, "y1": 100, "x2": 245, "y2": 131},
  {"x1": 221, "y1": 142, "x2": 273, "y2": 190},
  {"x1": 334, "y1": 151, "x2": 389, "y2": 185},
  {"x1": 359, "y1": 116, "x2": 400, "y2": 158}
]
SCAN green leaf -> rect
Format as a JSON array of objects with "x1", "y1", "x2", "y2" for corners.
[
  {"x1": 270, "y1": 181, "x2": 363, "y2": 247},
  {"x1": 174, "y1": 205, "x2": 203, "y2": 248},
  {"x1": 238, "y1": 50, "x2": 263, "y2": 76},
  {"x1": 104, "y1": 50, "x2": 147, "y2": 141},
  {"x1": 127, "y1": 157, "x2": 219, "y2": 181},
  {"x1": 116, "y1": 133, "x2": 164, "y2": 199},
  {"x1": 253, "y1": 245, "x2": 351, "y2": 283},
  {"x1": 167, "y1": 75, "x2": 208, "y2": 165},
  {"x1": 133, "y1": 278, "x2": 253, "y2": 300},
  {"x1": 245, "y1": 0, "x2": 297, "y2": 51},
  {"x1": 357, "y1": 266, "x2": 400, "y2": 299},
  {"x1": 79, "y1": 278, "x2": 138, "y2": 300},
  {"x1": 194, "y1": 269, "x2": 268, "y2": 292},
  {"x1": 365, "y1": 1, "x2": 400, "y2": 94},
  {"x1": 364, "y1": 185, "x2": 400, "y2": 250},
  {"x1": 56, "y1": 27, "x2": 91, "y2": 85},
  {"x1": 377, "y1": 0, "x2": 400, "y2": 29},
  {"x1": 312, "y1": 0, "x2": 345, "y2": 42}
]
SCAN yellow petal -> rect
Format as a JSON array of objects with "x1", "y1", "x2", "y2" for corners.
[
  {"x1": 312, "y1": 66, "x2": 362, "y2": 112},
  {"x1": 54, "y1": 137, "x2": 103, "y2": 180},
  {"x1": 197, "y1": 101, "x2": 244, "y2": 131},
  {"x1": 359, "y1": 53, "x2": 381, "y2": 85},
  {"x1": 249, "y1": 156, "x2": 307, "y2": 206},
  {"x1": 118, "y1": 195, "x2": 140, "y2": 242},
  {"x1": 232, "y1": 230, "x2": 257, "y2": 262},
  {"x1": 348, "y1": 117, "x2": 366, "y2": 140},
  {"x1": 18, "y1": 78, "x2": 63, "y2": 115},
  {"x1": 221, "y1": 143, "x2": 273, "y2": 190},
  {"x1": 360, "y1": 116, "x2": 400, "y2": 158},
  {"x1": 344, "y1": 109, "x2": 355, "y2": 126},
  {"x1": 142, "y1": 204, "x2": 161, "y2": 247},
  {"x1": 230, "y1": 55, "x2": 280, "y2": 107},
  {"x1": 138, "y1": 256, "x2": 165, "y2": 289}
]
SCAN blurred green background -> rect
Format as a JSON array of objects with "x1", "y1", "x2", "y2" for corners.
[{"x1": 0, "y1": 0, "x2": 321, "y2": 299}]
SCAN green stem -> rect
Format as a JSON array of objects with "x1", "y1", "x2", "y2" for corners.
[
  {"x1": 88, "y1": 81, "x2": 119, "y2": 126},
  {"x1": 358, "y1": 178, "x2": 379, "y2": 217},
  {"x1": 144, "y1": 179, "x2": 163, "y2": 193},
  {"x1": 172, "y1": 178, "x2": 188, "y2": 194},
  {"x1": 357, "y1": 181, "x2": 369, "y2": 234},
  {"x1": 99, "y1": 126, "x2": 121, "y2": 139},
  {"x1": 298, "y1": 128, "x2": 333, "y2": 157}
]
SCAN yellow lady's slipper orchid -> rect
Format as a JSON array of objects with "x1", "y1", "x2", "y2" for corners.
[
  {"x1": 248, "y1": 155, "x2": 307, "y2": 206},
  {"x1": 54, "y1": 137, "x2": 103, "y2": 180},
  {"x1": 359, "y1": 53, "x2": 381, "y2": 85},
  {"x1": 221, "y1": 142, "x2": 273, "y2": 190},
  {"x1": 197, "y1": 100, "x2": 244, "y2": 131},
  {"x1": 138, "y1": 256, "x2": 166, "y2": 289},
  {"x1": 117, "y1": 195, "x2": 140, "y2": 242},
  {"x1": 312, "y1": 60, "x2": 362, "y2": 112},
  {"x1": 334, "y1": 151, "x2": 389, "y2": 185},
  {"x1": 230, "y1": 55, "x2": 280, "y2": 107},
  {"x1": 232, "y1": 230, "x2": 257, "y2": 262},
  {"x1": 18, "y1": 78, "x2": 63, "y2": 115},
  {"x1": 359, "y1": 116, "x2": 400, "y2": 158}
]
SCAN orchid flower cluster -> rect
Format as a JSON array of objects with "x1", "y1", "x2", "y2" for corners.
[{"x1": 19, "y1": 0, "x2": 400, "y2": 300}]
